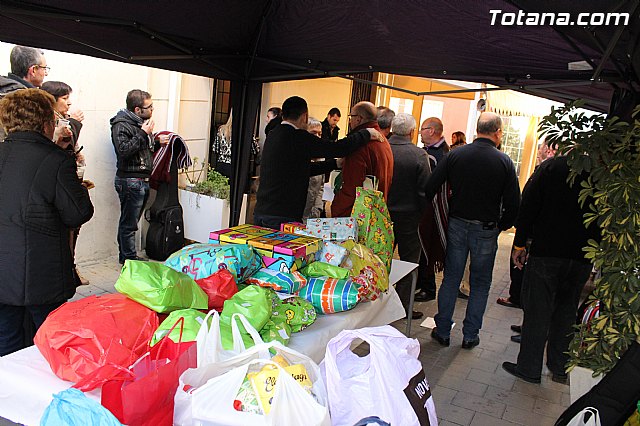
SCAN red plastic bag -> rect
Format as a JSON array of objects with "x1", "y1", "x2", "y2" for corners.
[
  {"x1": 100, "y1": 318, "x2": 198, "y2": 426},
  {"x1": 34, "y1": 294, "x2": 158, "y2": 388},
  {"x1": 195, "y1": 269, "x2": 238, "y2": 310}
]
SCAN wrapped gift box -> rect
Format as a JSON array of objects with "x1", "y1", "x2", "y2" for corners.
[
  {"x1": 280, "y1": 222, "x2": 306, "y2": 234},
  {"x1": 316, "y1": 241, "x2": 349, "y2": 266},
  {"x1": 209, "y1": 225, "x2": 321, "y2": 273},
  {"x1": 305, "y1": 217, "x2": 358, "y2": 241}
]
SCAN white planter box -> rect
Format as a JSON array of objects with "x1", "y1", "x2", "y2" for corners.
[
  {"x1": 179, "y1": 189, "x2": 247, "y2": 243},
  {"x1": 570, "y1": 366, "x2": 603, "y2": 403}
]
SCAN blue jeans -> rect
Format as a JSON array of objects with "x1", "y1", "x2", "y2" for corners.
[
  {"x1": 434, "y1": 217, "x2": 500, "y2": 341},
  {"x1": 115, "y1": 177, "x2": 150, "y2": 262},
  {"x1": 0, "y1": 302, "x2": 64, "y2": 356}
]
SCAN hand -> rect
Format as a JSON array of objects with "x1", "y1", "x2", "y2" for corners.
[
  {"x1": 366, "y1": 128, "x2": 383, "y2": 141},
  {"x1": 157, "y1": 134, "x2": 170, "y2": 146},
  {"x1": 142, "y1": 118, "x2": 155, "y2": 135},
  {"x1": 70, "y1": 109, "x2": 85, "y2": 122},
  {"x1": 53, "y1": 126, "x2": 73, "y2": 148},
  {"x1": 82, "y1": 179, "x2": 95, "y2": 190},
  {"x1": 511, "y1": 247, "x2": 528, "y2": 269},
  {"x1": 75, "y1": 152, "x2": 86, "y2": 166}
]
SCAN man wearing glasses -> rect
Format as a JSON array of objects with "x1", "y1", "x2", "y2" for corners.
[
  {"x1": 5, "y1": 45, "x2": 48, "y2": 89},
  {"x1": 110, "y1": 89, "x2": 160, "y2": 264}
]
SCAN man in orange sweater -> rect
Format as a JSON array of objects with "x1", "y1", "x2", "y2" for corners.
[{"x1": 331, "y1": 101, "x2": 394, "y2": 217}]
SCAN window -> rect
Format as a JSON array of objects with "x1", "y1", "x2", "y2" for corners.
[
  {"x1": 419, "y1": 99, "x2": 444, "y2": 125},
  {"x1": 389, "y1": 96, "x2": 415, "y2": 115},
  {"x1": 500, "y1": 116, "x2": 529, "y2": 176}
]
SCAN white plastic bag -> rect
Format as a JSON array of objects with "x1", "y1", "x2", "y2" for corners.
[
  {"x1": 174, "y1": 340, "x2": 329, "y2": 426},
  {"x1": 566, "y1": 408, "x2": 601, "y2": 426},
  {"x1": 321, "y1": 325, "x2": 437, "y2": 426},
  {"x1": 196, "y1": 310, "x2": 265, "y2": 367}
]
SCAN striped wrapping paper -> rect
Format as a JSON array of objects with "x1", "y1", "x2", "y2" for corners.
[{"x1": 297, "y1": 277, "x2": 360, "y2": 314}]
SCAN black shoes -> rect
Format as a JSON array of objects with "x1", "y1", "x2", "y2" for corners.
[
  {"x1": 510, "y1": 335, "x2": 521, "y2": 343},
  {"x1": 119, "y1": 256, "x2": 147, "y2": 265},
  {"x1": 462, "y1": 337, "x2": 480, "y2": 349},
  {"x1": 414, "y1": 290, "x2": 436, "y2": 302},
  {"x1": 511, "y1": 324, "x2": 522, "y2": 333},
  {"x1": 457, "y1": 290, "x2": 469, "y2": 299},
  {"x1": 410, "y1": 310, "x2": 424, "y2": 320},
  {"x1": 501, "y1": 362, "x2": 541, "y2": 383},
  {"x1": 430, "y1": 328, "x2": 450, "y2": 347}
]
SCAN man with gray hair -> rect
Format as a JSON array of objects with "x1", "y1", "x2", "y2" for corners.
[
  {"x1": 387, "y1": 113, "x2": 431, "y2": 319},
  {"x1": 426, "y1": 112, "x2": 520, "y2": 349},
  {"x1": 7, "y1": 45, "x2": 48, "y2": 89},
  {"x1": 331, "y1": 101, "x2": 393, "y2": 217},
  {"x1": 377, "y1": 106, "x2": 395, "y2": 138}
]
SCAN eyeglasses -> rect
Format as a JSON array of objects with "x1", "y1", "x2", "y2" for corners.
[
  {"x1": 34, "y1": 65, "x2": 50, "y2": 73},
  {"x1": 140, "y1": 104, "x2": 154, "y2": 110},
  {"x1": 420, "y1": 127, "x2": 434, "y2": 131},
  {"x1": 348, "y1": 114, "x2": 361, "y2": 119}
]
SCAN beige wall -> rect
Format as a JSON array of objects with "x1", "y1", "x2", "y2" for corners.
[
  {"x1": 0, "y1": 42, "x2": 212, "y2": 262},
  {"x1": 260, "y1": 77, "x2": 352, "y2": 142}
]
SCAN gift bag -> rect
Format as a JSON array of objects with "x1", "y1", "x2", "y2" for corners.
[
  {"x1": 321, "y1": 325, "x2": 437, "y2": 426},
  {"x1": 174, "y1": 341, "x2": 329, "y2": 426},
  {"x1": 150, "y1": 309, "x2": 207, "y2": 346},
  {"x1": 40, "y1": 388, "x2": 122, "y2": 426},
  {"x1": 34, "y1": 294, "x2": 158, "y2": 387},
  {"x1": 220, "y1": 285, "x2": 272, "y2": 350},
  {"x1": 195, "y1": 269, "x2": 238, "y2": 310},
  {"x1": 115, "y1": 260, "x2": 208, "y2": 313},
  {"x1": 101, "y1": 318, "x2": 198, "y2": 426},
  {"x1": 341, "y1": 240, "x2": 388, "y2": 300},
  {"x1": 351, "y1": 187, "x2": 394, "y2": 272},
  {"x1": 271, "y1": 294, "x2": 317, "y2": 332}
]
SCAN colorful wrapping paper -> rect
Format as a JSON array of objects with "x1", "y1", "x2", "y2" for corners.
[
  {"x1": 351, "y1": 187, "x2": 394, "y2": 272},
  {"x1": 305, "y1": 217, "x2": 358, "y2": 241},
  {"x1": 299, "y1": 261, "x2": 351, "y2": 280},
  {"x1": 297, "y1": 277, "x2": 360, "y2": 314},
  {"x1": 244, "y1": 268, "x2": 308, "y2": 294},
  {"x1": 280, "y1": 222, "x2": 306, "y2": 234},
  {"x1": 316, "y1": 240, "x2": 349, "y2": 266}
]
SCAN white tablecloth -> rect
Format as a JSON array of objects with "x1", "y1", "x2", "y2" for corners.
[{"x1": 0, "y1": 260, "x2": 411, "y2": 425}]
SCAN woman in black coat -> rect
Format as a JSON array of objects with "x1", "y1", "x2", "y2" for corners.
[{"x1": 0, "y1": 89, "x2": 94, "y2": 356}]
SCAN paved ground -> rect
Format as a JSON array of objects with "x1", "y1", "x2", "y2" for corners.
[{"x1": 50, "y1": 231, "x2": 569, "y2": 425}]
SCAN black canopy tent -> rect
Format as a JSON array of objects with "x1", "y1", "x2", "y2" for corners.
[{"x1": 0, "y1": 0, "x2": 638, "y2": 225}]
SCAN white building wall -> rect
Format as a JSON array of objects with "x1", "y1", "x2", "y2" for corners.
[{"x1": 0, "y1": 42, "x2": 212, "y2": 262}]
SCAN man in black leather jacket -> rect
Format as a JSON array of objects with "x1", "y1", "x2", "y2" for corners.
[
  {"x1": 110, "y1": 89, "x2": 158, "y2": 264},
  {"x1": 0, "y1": 89, "x2": 94, "y2": 356}
]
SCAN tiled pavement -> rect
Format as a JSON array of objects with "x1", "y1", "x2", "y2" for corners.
[{"x1": 68, "y1": 231, "x2": 568, "y2": 425}]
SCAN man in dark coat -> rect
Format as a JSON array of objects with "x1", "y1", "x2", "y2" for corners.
[
  {"x1": 254, "y1": 96, "x2": 380, "y2": 229},
  {"x1": 0, "y1": 89, "x2": 94, "y2": 356},
  {"x1": 502, "y1": 154, "x2": 599, "y2": 384},
  {"x1": 321, "y1": 107, "x2": 341, "y2": 142},
  {"x1": 427, "y1": 112, "x2": 520, "y2": 349},
  {"x1": 387, "y1": 113, "x2": 431, "y2": 320}
]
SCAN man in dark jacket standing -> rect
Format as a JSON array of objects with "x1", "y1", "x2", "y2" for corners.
[
  {"x1": 111, "y1": 89, "x2": 162, "y2": 264},
  {"x1": 255, "y1": 96, "x2": 380, "y2": 229},
  {"x1": 321, "y1": 107, "x2": 341, "y2": 142},
  {"x1": 0, "y1": 89, "x2": 94, "y2": 356},
  {"x1": 387, "y1": 113, "x2": 431, "y2": 320},
  {"x1": 427, "y1": 112, "x2": 520, "y2": 349},
  {"x1": 502, "y1": 155, "x2": 599, "y2": 384}
]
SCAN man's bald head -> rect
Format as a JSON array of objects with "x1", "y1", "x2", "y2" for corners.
[
  {"x1": 419, "y1": 117, "x2": 444, "y2": 146},
  {"x1": 349, "y1": 101, "x2": 377, "y2": 130}
]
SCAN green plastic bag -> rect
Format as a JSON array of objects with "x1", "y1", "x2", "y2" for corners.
[
  {"x1": 272, "y1": 294, "x2": 317, "y2": 332},
  {"x1": 220, "y1": 285, "x2": 271, "y2": 350},
  {"x1": 351, "y1": 187, "x2": 394, "y2": 272},
  {"x1": 299, "y1": 261, "x2": 351, "y2": 280},
  {"x1": 115, "y1": 260, "x2": 208, "y2": 313},
  {"x1": 259, "y1": 318, "x2": 291, "y2": 346},
  {"x1": 150, "y1": 309, "x2": 207, "y2": 346}
]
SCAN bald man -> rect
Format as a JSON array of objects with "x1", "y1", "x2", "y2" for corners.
[
  {"x1": 331, "y1": 101, "x2": 394, "y2": 217},
  {"x1": 425, "y1": 112, "x2": 520, "y2": 350}
]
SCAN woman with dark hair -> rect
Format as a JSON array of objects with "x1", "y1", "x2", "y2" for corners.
[
  {"x1": 41, "y1": 81, "x2": 91, "y2": 285},
  {"x1": 451, "y1": 131, "x2": 467, "y2": 149}
]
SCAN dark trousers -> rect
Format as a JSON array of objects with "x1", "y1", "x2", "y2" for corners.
[
  {"x1": 115, "y1": 177, "x2": 150, "y2": 263},
  {"x1": 417, "y1": 251, "x2": 436, "y2": 296},
  {"x1": 390, "y1": 211, "x2": 422, "y2": 313},
  {"x1": 0, "y1": 302, "x2": 64, "y2": 356},
  {"x1": 253, "y1": 214, "x2": 298, "y2": 230},
  {"x1": 516, "y1": 256, "x2": 592, "y2": 378},
  {"x1": 509, "y1": 254, "x2": 525, "y2": 306}
]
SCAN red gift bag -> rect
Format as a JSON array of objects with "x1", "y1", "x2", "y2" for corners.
[
  {"x1": 195, "y1": 269, "x2": 238, "y2": 310},
  {"x1": 34, "y1": 294, "x2": 158, "y2": 387},
  {"x1": 100, "y1": 318, "x2": 198, "y2": 426}
]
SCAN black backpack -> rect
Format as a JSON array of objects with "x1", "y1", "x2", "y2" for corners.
[{"x1": 146, "y1": 152, "x2": 184, "y2": 260}]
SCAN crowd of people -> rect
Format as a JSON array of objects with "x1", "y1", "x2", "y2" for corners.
[{"x1": 0, "y1": 44, "x2": 597, "y2": 388}]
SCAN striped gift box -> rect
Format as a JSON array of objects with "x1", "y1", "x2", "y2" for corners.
[{"x1": 297, "y1": 277, "x2": 360, "y2": 314}]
